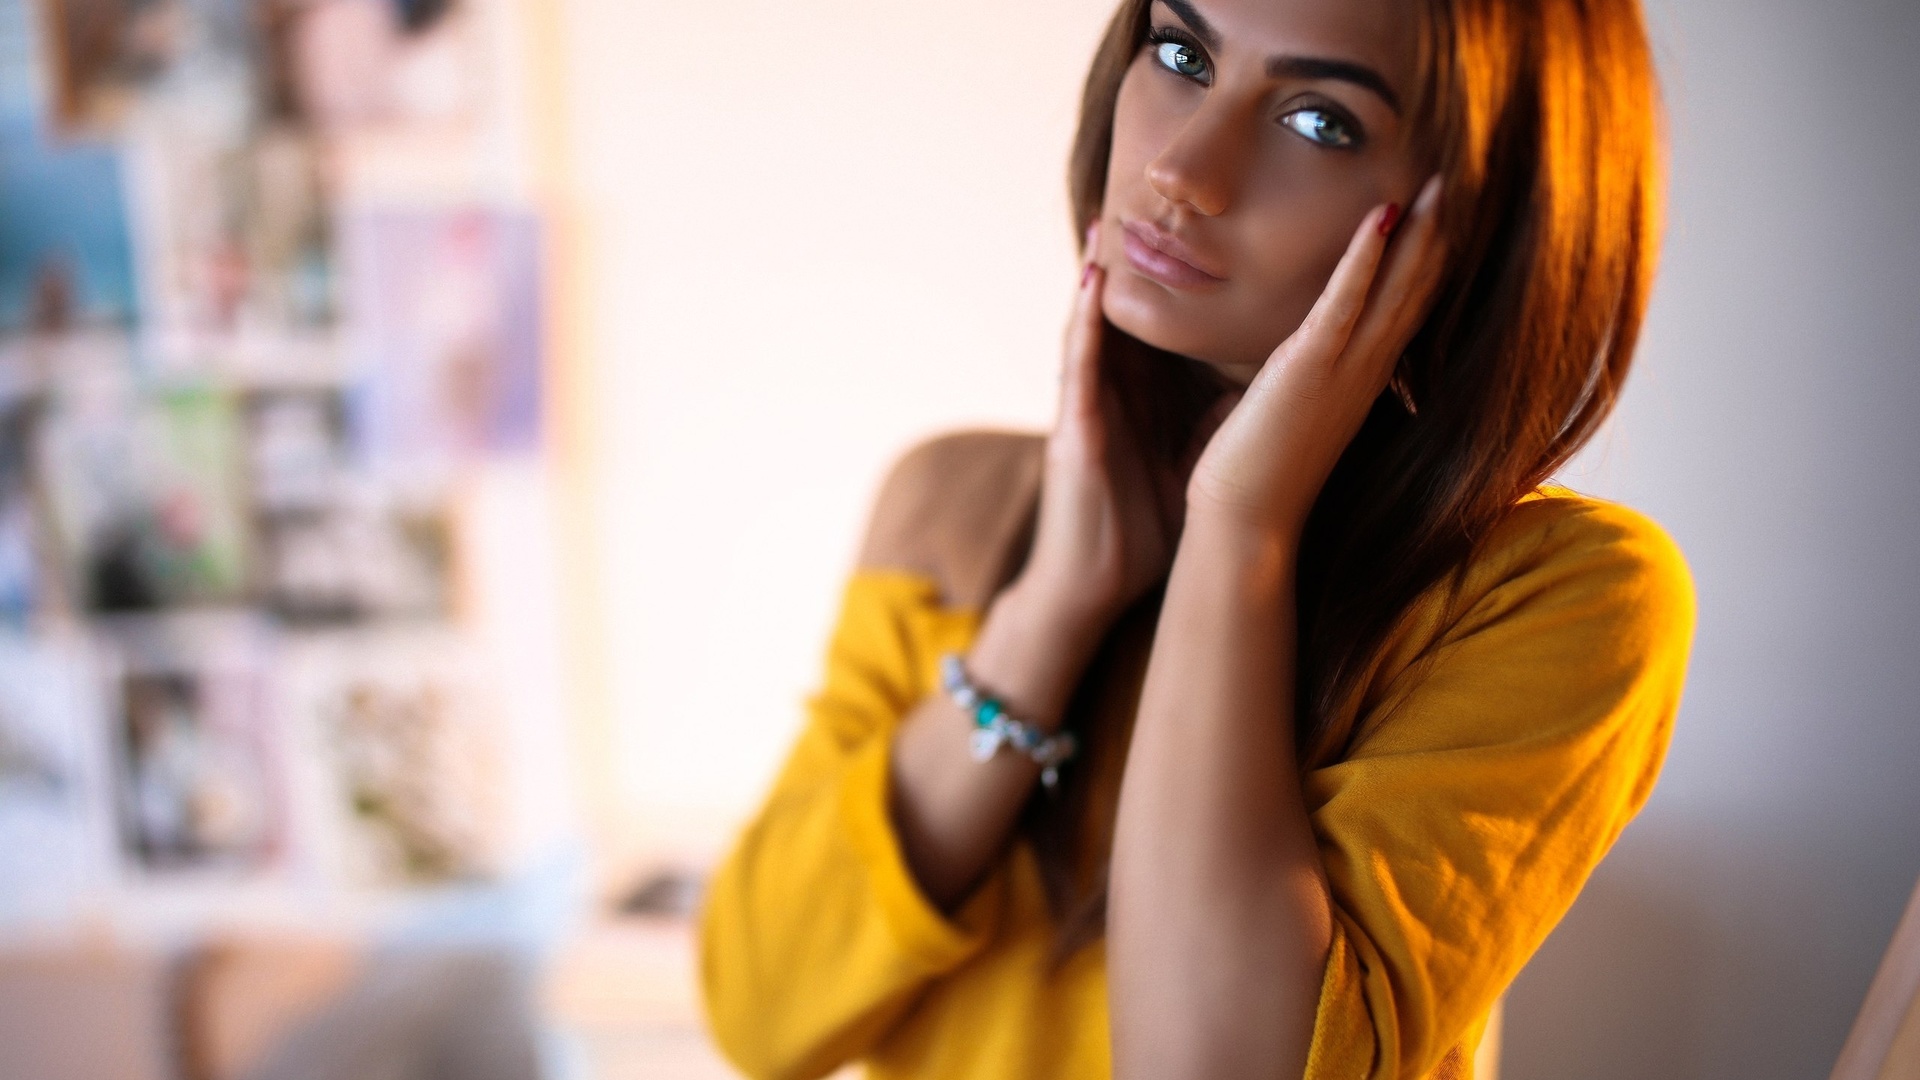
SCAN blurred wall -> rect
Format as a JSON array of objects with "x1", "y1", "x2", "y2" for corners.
[
  {"x1": 543, "y1": 0, "x2": 1920, "y2": 1074},
  {"x1": 547, "y1": 0, "x2": 1117, "y2": 854},
  {"x1": 1508, "y1": 0, "x2": 1920, "y2": 1076}
]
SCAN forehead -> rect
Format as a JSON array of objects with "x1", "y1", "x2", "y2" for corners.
[{"x1": 1152, "y1": 0, "x2": 1420, "y2": 83}]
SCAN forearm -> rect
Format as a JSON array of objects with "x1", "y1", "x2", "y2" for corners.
[
  {"x1": 890, "y1": 581, "x2": 1107, "y2": 911},
  {"x1": 1108, "y1": 515, "x2": 1332, "y2": 1079}
]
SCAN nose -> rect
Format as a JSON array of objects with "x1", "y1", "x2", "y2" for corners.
[{"x1": 1145, "y1": 96, "x2": 1251, "y2": 217}]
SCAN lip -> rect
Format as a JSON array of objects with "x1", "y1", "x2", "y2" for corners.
[{"x1": 1120, "y1": 220, "x2": 1227, "y2": 289}]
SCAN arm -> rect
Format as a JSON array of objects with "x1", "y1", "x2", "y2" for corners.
[
  {"x1": 891, "y1": 232, "x2": 1214, "y2": 910},
  {"x1": 1108, "y1": 180, "x2": 1448, "y2": 1079},
  {"x1": 1301, "y1": 495, "x2": 1694, "y2": 1078},
  {"x1": 699, "y1": 570, "x2": 1011, "y2": 1080},
  {"x1": 1109, "y1": 516, "x2": 1326, "y2": 1077},
  {"x1": 1112, "y1": 501, "x2": 1699, "y2": 1080},
  {"x1": 889, "y1": 579, "x2": 1106, "y2": 908},
  {"x1": 698, "y1": 429, "x2": 1053, "y2": 1080},
  {"x1": 703, "y1": 222, "x2": 1199, "y2": 1076}
]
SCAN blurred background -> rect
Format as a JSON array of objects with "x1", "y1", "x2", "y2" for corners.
[{"x1": 0, "y1": 0, "x2": 1915, "y2": 1078}]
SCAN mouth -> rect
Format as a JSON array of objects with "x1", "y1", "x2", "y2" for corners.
[{"x1": 1120, "y1": 220, "x2": 1227, "y2": 289}]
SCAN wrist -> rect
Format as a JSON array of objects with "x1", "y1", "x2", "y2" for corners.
[
  {"x1": 1184, "y1": 464, "x2": 1317, "y2": 551},
  {"x1": 962, "y1": 578, "x2": 1111, "y2": 731},
  {"x1": 1172, "y1": 509, "x2": 1299, "y2": 598},
  {"x1": 1004, "y1": 569, "x2": 1126, "y2": 639}
]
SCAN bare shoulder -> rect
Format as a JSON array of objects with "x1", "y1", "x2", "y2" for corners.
[{"x1": 857, "y1": 429, "x2": 1046, "y2": 611}]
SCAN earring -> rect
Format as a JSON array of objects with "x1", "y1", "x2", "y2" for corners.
[{"x1": 1389, "y1": 369, "x2": 1418, "y2": 416}]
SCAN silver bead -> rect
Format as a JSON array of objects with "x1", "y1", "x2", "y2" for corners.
[{"x1": 969, "y1": 727, "x2": 1002, "y2": 762}]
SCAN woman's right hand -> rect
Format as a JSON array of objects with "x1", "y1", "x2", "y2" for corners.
[
  {"x1": 891, "y1": 229, "x2": 1202, "y2": 908},
  {"x1": 1009, "y1": 227, "x2": 1184, "y2": 642}
]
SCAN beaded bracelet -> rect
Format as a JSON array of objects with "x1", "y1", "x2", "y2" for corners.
[{"x1": 938, "y1": 653, "x2": 1078, "y2": 790}]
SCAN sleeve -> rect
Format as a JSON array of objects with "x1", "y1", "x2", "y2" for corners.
[
  {"x1": 1299, "y1": 498, "x2": 1697, "y2": 1080},
  {"x1": 696, "y1": 574, "x2": 1009, "y2": 1080}
]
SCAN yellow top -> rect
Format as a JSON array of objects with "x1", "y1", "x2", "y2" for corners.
[{"x1": 698, "y1": 436, "x2": 1695, "y2": 1080}]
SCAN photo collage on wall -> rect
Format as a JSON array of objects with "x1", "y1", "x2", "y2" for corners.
[{"x1": 0, "y1": 0, "x2": 540, "y2": 901}]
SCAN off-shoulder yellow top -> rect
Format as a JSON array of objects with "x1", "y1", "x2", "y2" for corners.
[{"x1": 698, "y1": 431, "x2": 1695, "y2": 1080}]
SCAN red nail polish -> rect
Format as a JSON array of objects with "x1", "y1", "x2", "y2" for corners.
[{"x1": 1378, "y1": 203, "x2": 1402, "y2": 236}]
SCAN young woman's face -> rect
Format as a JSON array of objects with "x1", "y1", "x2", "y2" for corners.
[{"x1": 1095, "y1": 0, "x2": 1428, "y2": 384}]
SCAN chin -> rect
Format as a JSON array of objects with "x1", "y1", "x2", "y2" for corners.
[{"x1": 1101, "y1": 277, "x2": 1266, "y2": 384}]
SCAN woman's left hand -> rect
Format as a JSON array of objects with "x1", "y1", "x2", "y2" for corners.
[{"x1": 1186, "y1": 175, "x2": 1448, "y2": 541}]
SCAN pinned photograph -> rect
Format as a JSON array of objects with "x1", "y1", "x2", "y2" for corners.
[
  {"x1": 0, "y1": 386, "x2": 41, "y2": 624},
  {"x1": 241, "y1": 386, "x2": 454, "y2": 622},
  {"x1": 280, "y1": 629, "x2": 503, "y2": 887},
  {"x1": 31, "y1": 0, "x2": 186, "y2": 133},
  {"x1": 244, "y1": 385, "x2": 347, "y2": 517},
  {"x1": 344, "y1": 207, "x2": 542, "y2": 482},
  {"x1": 0, "y1": 636, "x2": 111, "y2": 917},
  {"x1": 0, "y1": 108, "x2": 139, "y2": 332},
  {"x1": 119, "y1": 115, "x2": 334, "y2": 351},
  {"x1": 38, "y1": 377, "x2": 251, "y2": 611},
  {"x1": 255, "y1": 489, "x2": 452, "y2": 623},
  {"x1": 102, "y1": 613, "x2": 281, "y2": 874},
  {"x1": 280, "y1": 0, "x2": 471, "y2": 134}
]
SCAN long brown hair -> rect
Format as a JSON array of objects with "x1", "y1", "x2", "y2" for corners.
[{"x1": 1028, "y1": 0, "x2": 1666, "y2": 958}]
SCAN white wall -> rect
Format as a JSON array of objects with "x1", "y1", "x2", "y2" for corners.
[
  {"x1": 549, "y1": 0, "x2": 1115, "y2": 848},
  {"x1": 549, "y1": 0, "x2": 1920, "y2": 1073}
]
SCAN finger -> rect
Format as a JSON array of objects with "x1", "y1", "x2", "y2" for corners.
[
  {"x1": 1058, "y1": 224, "x2": 1107, "y2": 427},
  {"x1": 1252, "y1": 201, "x2": 1399, "y2": 399},
  {"x1": 1347, "y1": 175, "x2": 1448, "y2": 374}
]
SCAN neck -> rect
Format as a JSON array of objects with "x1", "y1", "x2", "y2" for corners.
[{"x1": 1105, "y1": 331, "x2": 1239, "y2": 473}]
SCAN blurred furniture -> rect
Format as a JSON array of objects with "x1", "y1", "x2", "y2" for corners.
[
  {"x1": 179, "y1": 936, "x2": 541, "y2": 1080},
  {"x1": 0, "y1": 935, "x2": 541, "y2": 1080},
  {"x1": 0, "y1": 942, "x2": 174, "y2": 1080},
  {"x1": 177, "y1": 936, "x2": 364, "y2": 1080},
  {"x1": 1833, "y1": 874, "x2": 1920, "y2": 1080},
  {"x1": 543, "y1": 916, "x2": 749, "y2": 1080}
]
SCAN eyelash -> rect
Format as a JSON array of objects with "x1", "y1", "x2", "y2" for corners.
[
  {"x1": 1146, "y1": 26, "x2": 1212, "y2": 84},
  {"x1": 1142, "y1": 25, "x2": 1368, "y2": 151}
]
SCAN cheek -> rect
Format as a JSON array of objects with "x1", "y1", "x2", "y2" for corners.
[
  {"x1": 1233, "y1": 193, "x2": 1374, "y2": 342},
  {"x1": 1103, "y1": 62, "x2": 1182, "y2": 209},
  {"x1": 1100, "y1": 65, "x2": 1224, "y2": 352},
  {"x1": 1213, "y1": 139, "x2": 1412, "y2": 356}
]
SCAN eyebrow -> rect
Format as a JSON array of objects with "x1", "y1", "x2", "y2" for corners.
[{"x1": 1156, "y1": 0, "x2": 1404, "y2": 116}]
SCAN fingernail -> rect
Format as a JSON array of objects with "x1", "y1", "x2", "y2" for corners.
[
  {"x1": 1081, "y1": 261, "x2": 1097, "y2": 288},
  {"x1": 1378, "y1": 203, "x2": 1403, "y2": 237}
]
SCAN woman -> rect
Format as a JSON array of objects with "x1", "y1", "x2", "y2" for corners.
[{"x1": 700, "y1": 0, "x2": 1693, "y2": 1076}]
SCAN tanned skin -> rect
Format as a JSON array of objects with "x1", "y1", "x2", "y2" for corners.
[{"x1": 887, "y1": 0, "x2": 1446, "y2": 1074}]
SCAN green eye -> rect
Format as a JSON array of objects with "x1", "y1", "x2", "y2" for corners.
[
  {"x1": 1281, "y1": 108, "x2": 1356, "y2": 148},
  {"x1": 1155, "y1": 40, "x2": 1209, "y2": 81}
]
